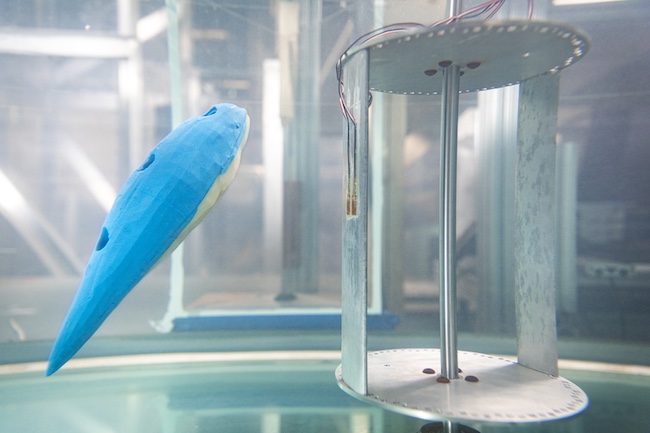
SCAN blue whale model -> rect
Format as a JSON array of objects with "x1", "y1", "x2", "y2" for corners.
[{"x1": 46, "y1": 103, "x2": 250, "y2": 376}]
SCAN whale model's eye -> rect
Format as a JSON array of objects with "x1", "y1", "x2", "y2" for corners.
[{"x1": 235, "y1": 123, "x2": 240, "y2": 129}]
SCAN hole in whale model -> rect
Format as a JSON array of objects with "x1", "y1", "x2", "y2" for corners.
[
  {"x1": 95, "y1": 227, "x2": 109, "y2": 251},
  {"x1": 203, "y1": 106, "x2": 218, "y2": 116},
  {"x1": 137, "y1": 153, "x2": 155, "y2": 171}
]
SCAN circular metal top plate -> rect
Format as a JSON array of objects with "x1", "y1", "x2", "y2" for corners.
[
  {"x1": 342, "y1": 20, "x2": 589, "y2": 95},
  {"x1": 336, "y1": 349, "x2": 589, "y2": 424}
]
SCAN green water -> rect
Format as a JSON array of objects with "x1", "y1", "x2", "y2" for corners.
[{"x1": 0, "y1": 356, "x2": 648, "y2": 433}]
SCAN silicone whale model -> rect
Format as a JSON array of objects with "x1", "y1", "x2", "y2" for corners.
[{"x1": 46, "y1": 103, "x2": 250, "y2": 376}]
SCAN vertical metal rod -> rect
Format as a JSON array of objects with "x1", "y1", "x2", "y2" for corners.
[
  {"x1": 442, "y1": 420, "x2": 461, "y2": 433},
  {"x1": 439, "y1": 63, "x2": 461, "y2": 380},
  {"x1": 164, "y1": 0, "x2": 186, "y2": 333},
  {"x1": 446, "y1": 0, "x2": 461, "y2": 17}
]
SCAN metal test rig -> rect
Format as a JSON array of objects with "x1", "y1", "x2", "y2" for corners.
[{"x1": 336, "y1": 3, "x2": 590, "y2": 430}]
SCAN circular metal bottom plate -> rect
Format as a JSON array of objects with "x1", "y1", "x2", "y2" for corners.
[
  {"x1": 336, "y1": 349, "x2": 588, "y2": 423},
  {"x1": 351, "y1": 20, "x2": 589, "y2": 95}
]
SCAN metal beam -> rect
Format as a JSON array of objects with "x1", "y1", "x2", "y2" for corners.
[{"x1": 514, "y1": 72, "x2": 561, "y2": 376}]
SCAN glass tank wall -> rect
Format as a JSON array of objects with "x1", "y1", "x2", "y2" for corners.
[{"x1": 0, "y1": 0, "x2": 649, "y2": 431}]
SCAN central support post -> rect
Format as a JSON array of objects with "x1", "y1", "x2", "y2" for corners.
[
  {"x1": 439, "y1": 63, "x2": 461, "y2": 380},
  {"x1": 438, "y1": 0, "x2": 462, "y2": 383}
]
